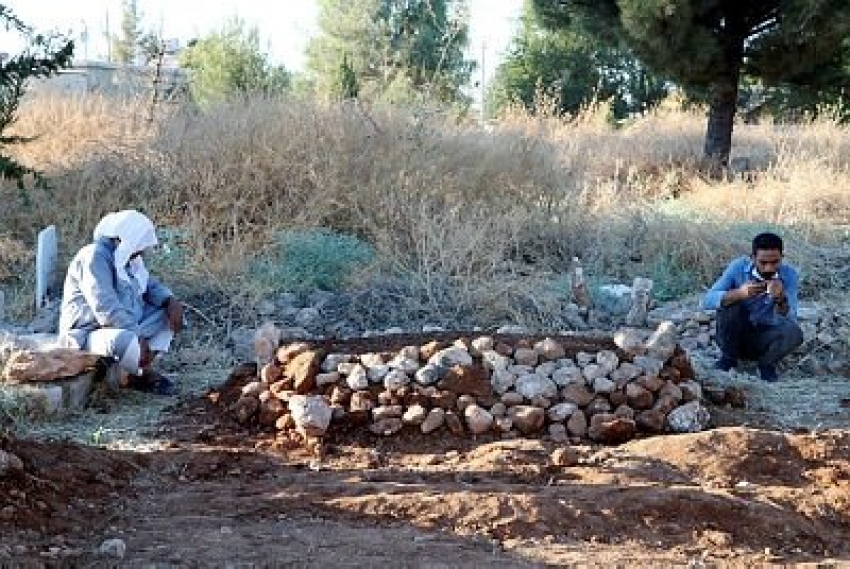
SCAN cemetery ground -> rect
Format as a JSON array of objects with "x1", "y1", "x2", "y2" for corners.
[
  {"x1": 1, "y1": 323, "x2": 848, "y2": 567},
  {"x1": 2, "y1": 93, "x2": 850, "y2": 566}
]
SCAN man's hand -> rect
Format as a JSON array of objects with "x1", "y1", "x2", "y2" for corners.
[
  {"x1": 165, "y1": 298, "x2": 184, "y2": 333},
  {"x1": 736, "y1": 281, "x2": 767, "y2": 301},
  {"x1": 766, "y1": 277, "x2": 784, "y2": 299}
]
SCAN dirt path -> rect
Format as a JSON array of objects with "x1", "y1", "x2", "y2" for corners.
[{"x1": 2, "y1": 416, "x2": 849, "y2": 566}]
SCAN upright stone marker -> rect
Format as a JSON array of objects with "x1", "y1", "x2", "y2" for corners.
[{"x1": 35, "y1": 225, "x2": 58, "y2": 310}]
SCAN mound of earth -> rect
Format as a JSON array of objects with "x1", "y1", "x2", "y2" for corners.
[{"x1": 1, "y1": 329, "x2": 848, "y2": 565}]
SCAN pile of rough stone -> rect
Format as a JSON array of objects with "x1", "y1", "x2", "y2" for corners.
[
  {"x1": 226, "y1": 321, "x2": 711, "y2": 446},
  {"x1": 648, "y1": 299, "x2": 850, "y2": 375}
]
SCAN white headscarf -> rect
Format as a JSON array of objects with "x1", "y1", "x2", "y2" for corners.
[{"x1": 93, "y1": 210, "x2": 158, "y2": 294}]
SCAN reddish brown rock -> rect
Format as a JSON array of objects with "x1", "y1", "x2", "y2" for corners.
[
  {"x1": 659, "y1": 366, "x2": 682, "y2": 383},
  {"x1": 438, "y1": 364, "x2": 493, "y2": 398},
  {"x1": 561, "y1": 384, "x2": 595, "y2": 407},
  {"x1": 494, "y1": 342, "x2": 514, "y2": 356},
  {"x1": 588, "y1": 413, "x2": 637, "y2": 444},
  {"x1": 658, "y1": 381, "x2": 683, "y2": 403},
  {"x1": 636, "y1": 374, "x2": 665, "y2": 392},
  {"x1": 330, "y1": 385, "x2": 352, "y2": 406},
  {"x1": 626, "y1": 383, "x2": 655, "y2": 410},
  {"x1": 608, "y1": 389, "x2": 627, "y2": 408},
  {"x1": 566, "y1": 410, "x2": 588, "y2": 438},
  {"x1": 2, "y1": 348, "x2": 101, "y2": 383},
  {"x1": 285, "y1": 350, "x2": 323, "y2": 394},
  {"x1": 508, "y1": 405, "x2": 546, "y2": 435},
  {"x1": 669, "y1": 347, "x2": 695, "y2": 381},
  {"x1": 636, "y1": 408, "x2": 667, "y2": 433},
  {"x1": 653, "y1": 395, "x2": 679, "y2": 415},
  {"x1": 233, "y1": 395, "x2": 259, "y2": 424},
  {"x1": 276, "y1": 342, "x2": 311, "y2": 365},
  {"x1": 445, "y1": 411, "x2": 465, "y2": 435},
  {"x1": 348, "y1": 390, "x2": 374, "y2": 424},
  {"x1": 550, "y1": 446, "x2": 580, "y2": 467},
  {"x1": 260, "y1": 362, "x2": 283, "y2": 385},
  {"x1": 259, "y1": 397, "x2": 286, "y2": 427},
  {"x1": 432, "y1": 390, "x2": 459, "y2": 410}
]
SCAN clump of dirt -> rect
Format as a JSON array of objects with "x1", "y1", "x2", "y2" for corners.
[{"x1": 0, "y1": 436, "x2": 142, "y2": 535}]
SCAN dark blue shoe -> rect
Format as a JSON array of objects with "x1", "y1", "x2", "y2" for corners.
[
  {"x1": 714, "y1": 356, "x2": 738, "y2": 372},
  {"x1": 758, "y1": 364, "x2": 779, "y2": 382},
  {"x1": 129, "y1": 371, "x2": 178, "y2": 396}
]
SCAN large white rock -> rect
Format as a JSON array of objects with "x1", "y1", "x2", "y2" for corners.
[
  {"x1": 464, "y1": 404, "x2": 494, "y2": 435},
  {"x1": 645, "y1": 321, "x2": 678, "y2": 361},
  {"x1": 289, "y1": 395, "x2": 333, "y2": 437},
  {"x1": 551, "y1": 366, "x2": 585, "y2": 387},
  {"x1": 346, "y1": 364, "x2": 369, "y2": 390},
  {"x1": 428, "y1": 346, "x2": 472, "y2": 368},
  {"x1": 667, "y1": 401, "x2": 711, "y2": 433},
  {"x1": 515, "y1": 374, "x2": 558, "y2": 400},
  {"x1": 547, "y1": 402, "x2": 578, "y2": 422},
  {"x1": 490, "y1": 369, "x2": 517, "y2": 395},
  {"x1": 481, "y1": 350, "x2": 511, "y2": 372},
  {"x1": 383, "y1": 369, "x2": 410, "y2": 390}
]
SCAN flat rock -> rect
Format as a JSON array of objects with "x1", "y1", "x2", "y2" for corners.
[{"x1": 438, "y1": 365, "x2": 492, "y2": 397}]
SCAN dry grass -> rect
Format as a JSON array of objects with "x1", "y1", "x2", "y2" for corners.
[{"x1": 1, "y1": 92, "x2": 848, "y2": 326}]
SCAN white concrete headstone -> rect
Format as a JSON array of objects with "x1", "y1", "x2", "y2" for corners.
[{"x1": 35, "y1": 225, "x2": 58, "y2": 310}]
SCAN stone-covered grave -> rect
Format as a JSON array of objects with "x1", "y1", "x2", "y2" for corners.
[{"x1": 217, "y1": 321, "x2": 711, "y2": 446}]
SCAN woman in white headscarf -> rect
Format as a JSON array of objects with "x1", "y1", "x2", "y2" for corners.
[{"x1": 59, "y1": 210, "x2": 184, "y2": 394}]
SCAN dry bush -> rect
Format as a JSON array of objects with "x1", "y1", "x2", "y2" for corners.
[{"x1": 2, "y1": 92, "x2": 848, "y2": 327}]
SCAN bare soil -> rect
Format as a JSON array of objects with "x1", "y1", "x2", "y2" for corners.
[{"x1": 1, "y1": 333, "x2": 849, "y2": 567}]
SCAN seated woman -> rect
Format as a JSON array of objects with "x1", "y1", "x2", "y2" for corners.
[{"x1": 58, "y1": 210, "x2": 184, "y2": 394}]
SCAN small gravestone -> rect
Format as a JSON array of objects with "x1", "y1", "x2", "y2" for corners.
[{"x1": 35, "y1": 226, "x2": 58, "y2": 310}]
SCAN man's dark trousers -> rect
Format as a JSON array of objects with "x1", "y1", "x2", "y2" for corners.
[{"x1": 715, "y1": 302, "x2": 804, "y2": 366}]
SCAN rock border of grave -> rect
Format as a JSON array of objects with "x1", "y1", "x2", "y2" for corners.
[{"x1": 220, "y1": 321, "x2": 710, "y2": 446}]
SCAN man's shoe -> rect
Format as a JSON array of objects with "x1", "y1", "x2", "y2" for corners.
[
  {"x1": 128, "y1": 371, "x2": 178, "y2": 396},
  {"x1": 758, "y1": 364, "x2": 779, "y2": 383},
  {"x1": 714, "y1": 356, "x2": 738, "y2": 372}
]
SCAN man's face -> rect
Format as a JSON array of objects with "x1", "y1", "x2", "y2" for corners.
[{"x1": 753, "y1": 248, "x2": 782, "y2": 279}]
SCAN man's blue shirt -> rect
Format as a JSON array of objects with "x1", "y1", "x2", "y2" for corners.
[{"x1": 702, "y1": 256, "x2": 799, "y2": 326}]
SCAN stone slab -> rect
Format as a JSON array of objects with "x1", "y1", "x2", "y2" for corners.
[{"x1": 1, "y1": 371, "x2": 96, "y2": 416}]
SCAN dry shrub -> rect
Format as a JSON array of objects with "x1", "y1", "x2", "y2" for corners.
[{"x1": 2, "y1": 92, "x2": 848, "y2": 327}]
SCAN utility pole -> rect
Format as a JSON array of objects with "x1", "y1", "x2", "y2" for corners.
[
  {"x1": 104, "y1": 10, "x2": 111, "y2": 62},
  {"x1": 480, "y1": 39, "x2": 486, "y2": 123},
  {"x1": 80, "y1": 20, "x2": 89, "y2": 60}
]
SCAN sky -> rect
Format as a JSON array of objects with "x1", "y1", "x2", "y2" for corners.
[{"x1": 2, "y1": 0, "x2": 523, "y2": 88}]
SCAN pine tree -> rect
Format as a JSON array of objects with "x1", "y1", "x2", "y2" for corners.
[
  {"x1": 533, "y1": 0, "x2": 850, "y2": 168},
  {"x1": 307, "y1": 0, "x2": 474, "y2": 104},
  {"x1": 489, "y1": 1, "x2": 667, "y2": 120},
  {"x1": 0, "y1": 4, "x2": 74, "y2": 184},
  {"x1": 111, "y1": 0, "x2": 143, "y2": 64},
  {"x1": 179, "y1": 18, "x2": 290, "y2": 106}
]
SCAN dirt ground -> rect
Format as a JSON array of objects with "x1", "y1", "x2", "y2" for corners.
[{"x1": 1, "y1": 333, "x2": 849, "y2": 567}]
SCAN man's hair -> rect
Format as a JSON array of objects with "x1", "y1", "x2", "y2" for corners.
[{"x1": 752, "y1": 232, "x2": 783, "y2": 254}]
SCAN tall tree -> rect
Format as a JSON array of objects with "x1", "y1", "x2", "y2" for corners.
[
  {"x1": 0, "y1": 5, "x2": 74, "y2": 184},
  {"x1": 111, "y1": 0, "x2": 141, "y2": 63},
  {"x1": 307, "y1": 0, "x2": 474, "y2": 104},
  {"x1": 180, "y1": 17, "x2": 290, "y2": 106},
  {"x1": 533, "y1": 0, "x2": 850, "y2": 168},
  {"x1": 489, "y1": 1, "x2": 668, "y2": 119}
]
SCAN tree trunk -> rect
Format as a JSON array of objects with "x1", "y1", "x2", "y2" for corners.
[{"x1": 702, "y1": 69, "x2": 740, "y2": 175}]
